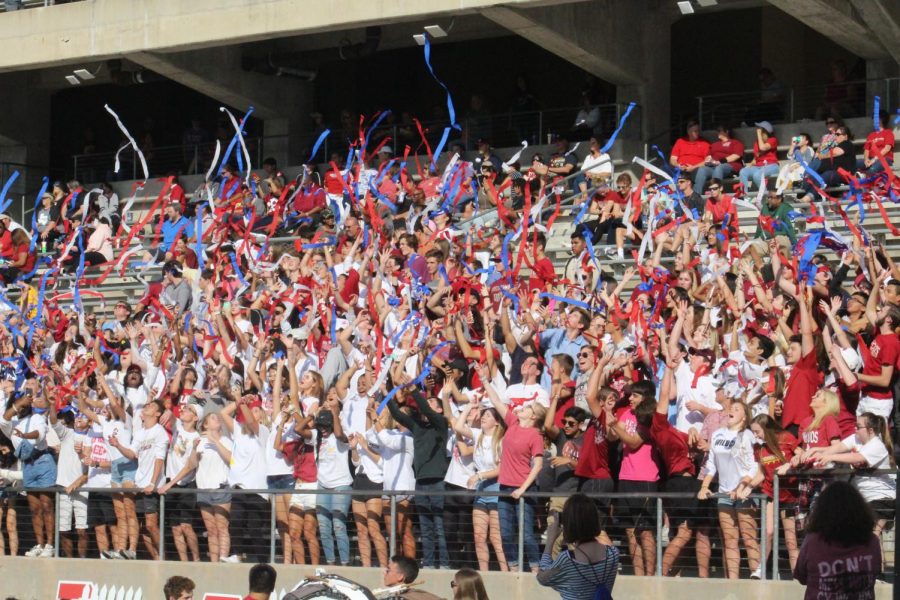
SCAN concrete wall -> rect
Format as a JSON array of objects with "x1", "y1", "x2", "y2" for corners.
[{"x1": 0, "y1": 556, "x2": 892, "y2": 600}]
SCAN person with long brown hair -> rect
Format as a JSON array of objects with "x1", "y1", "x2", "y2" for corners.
[
  {"x1": 698, "y1": 401, "x2": 760, "y2": 579},
  {"x1": 749, "y1": 414, "x2": 800, "y2": 572},
  {"x1": 452, "y1": 399, "x2": 507, "y2": 571},
  {"x1": 451, "y1": 568, "x2": 489, "y2": 600}
]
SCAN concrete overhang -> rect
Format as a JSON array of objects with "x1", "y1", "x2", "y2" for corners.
[{"x1": 0, "y1": 0, "x2": 588, "y2": 73}]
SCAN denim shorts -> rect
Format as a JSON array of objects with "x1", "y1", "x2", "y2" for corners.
[
  {"x1": 717, "y1": 496, "x2": 759, "y2": 509},
  {"x1": 111, "y1": 457, "x2": 138, "y2": 485},
  {"x1": 267, "y1": 474, "x2": 296, "y2": 490},
  {"x1": 474, "y1": 479, "x2": 500, "y2": 508},
  {"x1": 23, "y1": 453, "x2": 56, "y2": 489}
]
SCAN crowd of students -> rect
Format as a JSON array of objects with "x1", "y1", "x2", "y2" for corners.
[{"x1": 0, "y1": 113, "x2": 895, "y2": 590}]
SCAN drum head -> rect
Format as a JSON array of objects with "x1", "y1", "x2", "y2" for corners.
[{"x1": 285, "y1": 575, "x2": 377, "y2": 600}]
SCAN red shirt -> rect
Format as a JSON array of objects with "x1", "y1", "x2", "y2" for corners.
[
  {"x1": 864, "y1": 129, "x2": 895, "y2": 164},
  {"x1": 498, "y1": 410, "x2": 544, "y2": 487},
  {"x1": 799, "y1": 414, "x2": 841, "y2": 450},
  {"x1": 0, "y1": 230, "x2": 12, "y2": 259},
  {"x1": 704, "y1": 195, "x2": 739, "y2": 229},
  {"x1": 709, "y1": 138, "x2": 745, "y2": 173},
  {"x1": 755, "y1": 431, "x2": 799, "y2": 503},
  {"x1": 15, "y1": 243, "x2": 35, "y2": 273},
  {"x1": 753, "y1": 137, "x2": 778, "y2": 166},
  {"x1": 649, "y1": 411, "x2": 696, "y2": 477},
  {"x1": 574, "y1": 412, "x2": 612, "y2": 480},
  {"x1": 169, "y1": 184, "x2": 186, "y2": 212},
  {"x1": 859, "y1": 333, "x2": 900, "y2": 400},
  {"x1": 293, "y1": 184, "x2": 326, "y2": 214},
  {"x1": 528, "y1": 256, "x2": 556, "y2": 292},
  {"x1": 782, "y1": 351, "x2": 823, "y2": 429},
  {"x1": 323, "y1": 170, "x2": 345, "y2": 196},
  {"x1": 671, "y1": 137, "x2": 710, "y2": 167},
  {"x1": 419, "y1": 176, "x2": 441, "y2": 199}
]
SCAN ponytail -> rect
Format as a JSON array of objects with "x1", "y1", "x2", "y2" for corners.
[{"x1": 862, "y1": 412, "x2": 896, "y2": 468}]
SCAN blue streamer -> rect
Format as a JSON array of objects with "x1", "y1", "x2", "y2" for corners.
[
  {"x1": 229, "y1": 252, "x2": 248, "y2": 286},
  {"x1": 330, "y1": 304, "x2": 337, "y2": 344},
  {"x1": 364, "y1": 112, "x2": 392, "y2": 153},
  {"x1": 599, "y1": 102, "x2": 636, "y2": 154},
  {"x1": 538, "y1": 293, "x2": 596, "y2": 312},
  {"x1": 216, "y1": 107, "x2": 254, "y2": 178},
  {"x1": 377, "y1": 339, "x2": 453, "y2": 415},
  {"x1": 422, "y1": 37, "x2": 460, "y2": 130},
  {"x1": 874, "y1": 96, "x2": 881, "y2": 132},
  {"x1": 431, "y1": 127, "x2": 452, "y2": 170},
  {"x1": 308, "y1": 129, "x2": 331, "y2": 163},
  {"x1": 0, "y1": 170, "x2": 20, "y2": 215}
]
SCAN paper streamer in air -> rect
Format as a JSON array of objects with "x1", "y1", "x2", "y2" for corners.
[
  {"x1": 0, "y1": 170, "x2": 20, "y2": 216},
  {"x1": 220, "y1": 106, "x2": 254, "y2": 184},
  {"x1": 422, "y1": 36, "x2": 460, "y2": 131},
  {"x1": 600, "y1": 102, "x2": 636, "y2": 153},
  {"x1": 104, "y1": 105, "x2": 149, "y2": 181}
]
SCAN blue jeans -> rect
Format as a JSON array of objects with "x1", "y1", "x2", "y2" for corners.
[
  {"x1": 415, "y1": 480, "x2": 450, "y2": 568},
  {"x1": 739, "y1": 164, "x2": 779, "y2": 192},
  {"x1": 694, "y1": 164, "x2": 736, "y2": 194},
  {"x1": 498, "y1": 484, "x2": 539, "y2": 570},
  {"x1": 316, "y1": 485, "x2": 352, "y2": 564}
]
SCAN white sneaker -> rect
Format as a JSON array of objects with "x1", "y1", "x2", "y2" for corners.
[
  {"x1": 24, "y1": 544, "x2": 43, "y2": 557},
  {"x1": 39, "y1": 544, "x2": 55, "y2": 557},
  {"x1": 220, "y1": 554, "x2": 241, "y2": 563},
  {"x1": 120, "y1": 549, "x2": 136, "y2": 560},
  {"x1": 750, "y1": 567, "x2": 761, "y2": 580}
]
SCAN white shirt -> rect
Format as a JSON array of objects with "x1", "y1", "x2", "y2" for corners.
[
  {"x1": 373, "y1": 428, "x2": 415, "y2": 492},
  {"x1": 470, "y1": 426, "x2": 500, "y2": 473},
  {"x1": 166, "y1": 421, "x2": 200, "y2": 485},
  {"x1": 840, "y1": 434, "x2": 896, "y2": 502},
  {"x1": 196, "y1": 435, "x2": 232, "y2": 490},
  {"x1": 444, "y1": 433, "x2": 475, "y2": 488},
  {"x1": 53, "y1": 422, "x2": 87, "y2": 488},
  {"x1": 704, "y1": 428, "x2": 758, "y2": 493},
  {"x1": 316, "y1": 433, "x2": 353, "y2": 488},
  {"x1": 674, "y1": 361, "x2": 721, "y2": 433},
  {"x1": 96, "y1": 415, "x2": 132, "y2": 462},
  {"x1": 505, "y1": 382, "x2": 550, "y2": 409},
  {"x1": 265, "y1": 418, "x2": 297, "y2": 477},
  {"x1": 227, "y1": 424, "x2": 270, "y2": 494},
  {"x1": 85, "y1": 431, "x2": 111, "y2": 488},
  {"x1": 0, "y1": 411, "x2": 48, "y2": 452},
  {"x1": 130, "y1": 423, "x2": 169, "y2": 488},
  {"x1": 582, "y1": 152, "x2": 612, "y2": 178}
]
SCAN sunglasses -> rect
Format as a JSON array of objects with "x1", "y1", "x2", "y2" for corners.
[
  {"x1": 578, "y1": 351, "x2": 592, "y2": 359},
  {"x1": 708, "y1": 186, "x2": 722, "y2": 192},
  {"x1": 563, "y1": 419, "x2": 580, "y2": 427}
]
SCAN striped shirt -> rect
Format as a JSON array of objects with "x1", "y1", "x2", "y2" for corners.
[{"x1": 537, "y1": 544, "x2": 619, "y2": 600}]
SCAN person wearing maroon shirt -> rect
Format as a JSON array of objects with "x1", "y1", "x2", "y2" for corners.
[
  {"x1": 694, "y1": 125, "x2": 746, "y2": 193},
  {"x1": 670, "y1": 121, "x2": 710, "y2": 174},
  {"x1": 781, "y1": 284, "x2": 823, "y2": 436},
  {"x1": 738, "y1": 121, "x2": 779, "y2": 193},
  {"x1": 750, "y1": 414, "x2": 801, "y2": 572},
  {"x1": 855, "y1": 302, "x2": 900, "y2": 420},
  {"x1": 655, "y1": 361, "x2": 706, "y2": 577},
  {"x1": 574, "y1": 363, "x2": 616, "y2": 545}
]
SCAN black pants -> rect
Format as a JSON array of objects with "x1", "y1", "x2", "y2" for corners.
[
  {"x1": 229, "y1": 491, "x2": 271, "y2": 563},
  {"x1": 443, "y1": 483, "x2": 475, "y2": 568}
]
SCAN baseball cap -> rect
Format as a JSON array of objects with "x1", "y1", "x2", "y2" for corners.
[
  {"x1": 754, "y1": 121, "x2": 774, "y2": 134},
  {"x1": 379, "y1": 146, "x2": 393, "y2": 155}
]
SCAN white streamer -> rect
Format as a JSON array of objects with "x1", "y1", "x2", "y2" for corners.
[
  {"x1": 501, "y1": 141, "x2": 528, "y2": 173},
  {"x1": 220, "y1": 107, "x2": 253, "y2": 183},
  {"x1": 205, "y1": 139, "x2": 222, "y2": 182},
  {"x1": 104, "y1": 104, "x2": 149, "y2": 181}
]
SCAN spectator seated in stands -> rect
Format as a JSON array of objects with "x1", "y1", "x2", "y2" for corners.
[
  {"x1": 694, "y1": 125, "x2": 745, "y2": 193},
  {"x1": 858, "y1": 111, "x2": 894, "y2": 176},
  {"x1": 798, "y1": 125, "x2": 855, "y2": 199},
  {"x1": 738, "y1": 121, "x2": 779, "y2": 193},
  {"x1": 669, "y1": 120, "x2": 710, "y2": 177}
]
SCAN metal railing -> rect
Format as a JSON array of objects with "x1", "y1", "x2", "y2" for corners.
[
  {"x1": 695, "y1": 77, "x2": 900, "y2": 130},
  {"x1": 1, "y1": 0, "x2": 79, "y2": 11},
  {"x1": 1, "y1": 475, "x2": 891, "y2": 581}
]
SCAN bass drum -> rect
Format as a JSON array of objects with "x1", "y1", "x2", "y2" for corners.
[{"x1": 285, "y1": 574, "x2": 377, "y2": 600}]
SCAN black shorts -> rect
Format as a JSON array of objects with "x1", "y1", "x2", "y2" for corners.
[
  {"x1": 166, "y1": 482, "x2": 197, "y2": 524},
  {"x1": 869, "y1": 499, "x2": 895, "y2": 522},
  {"x1": 578, "y1": 478, "x2": 615, "y2": 529},
  {"x1": 136, "y1": 493, "x2": 160, "y2": 515},
  {"x1": 351, "y1": 473, "x2": 383, "y2": 502},
  {"x1": 663, "y1": 475, "x2": 701, "y2": 526},
  {"x1": 617, "y1": 480, "x2": 658, "y2": 530},
  {"x1": 87, "y1": 494, "x2": 116, "y2": 527}
]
